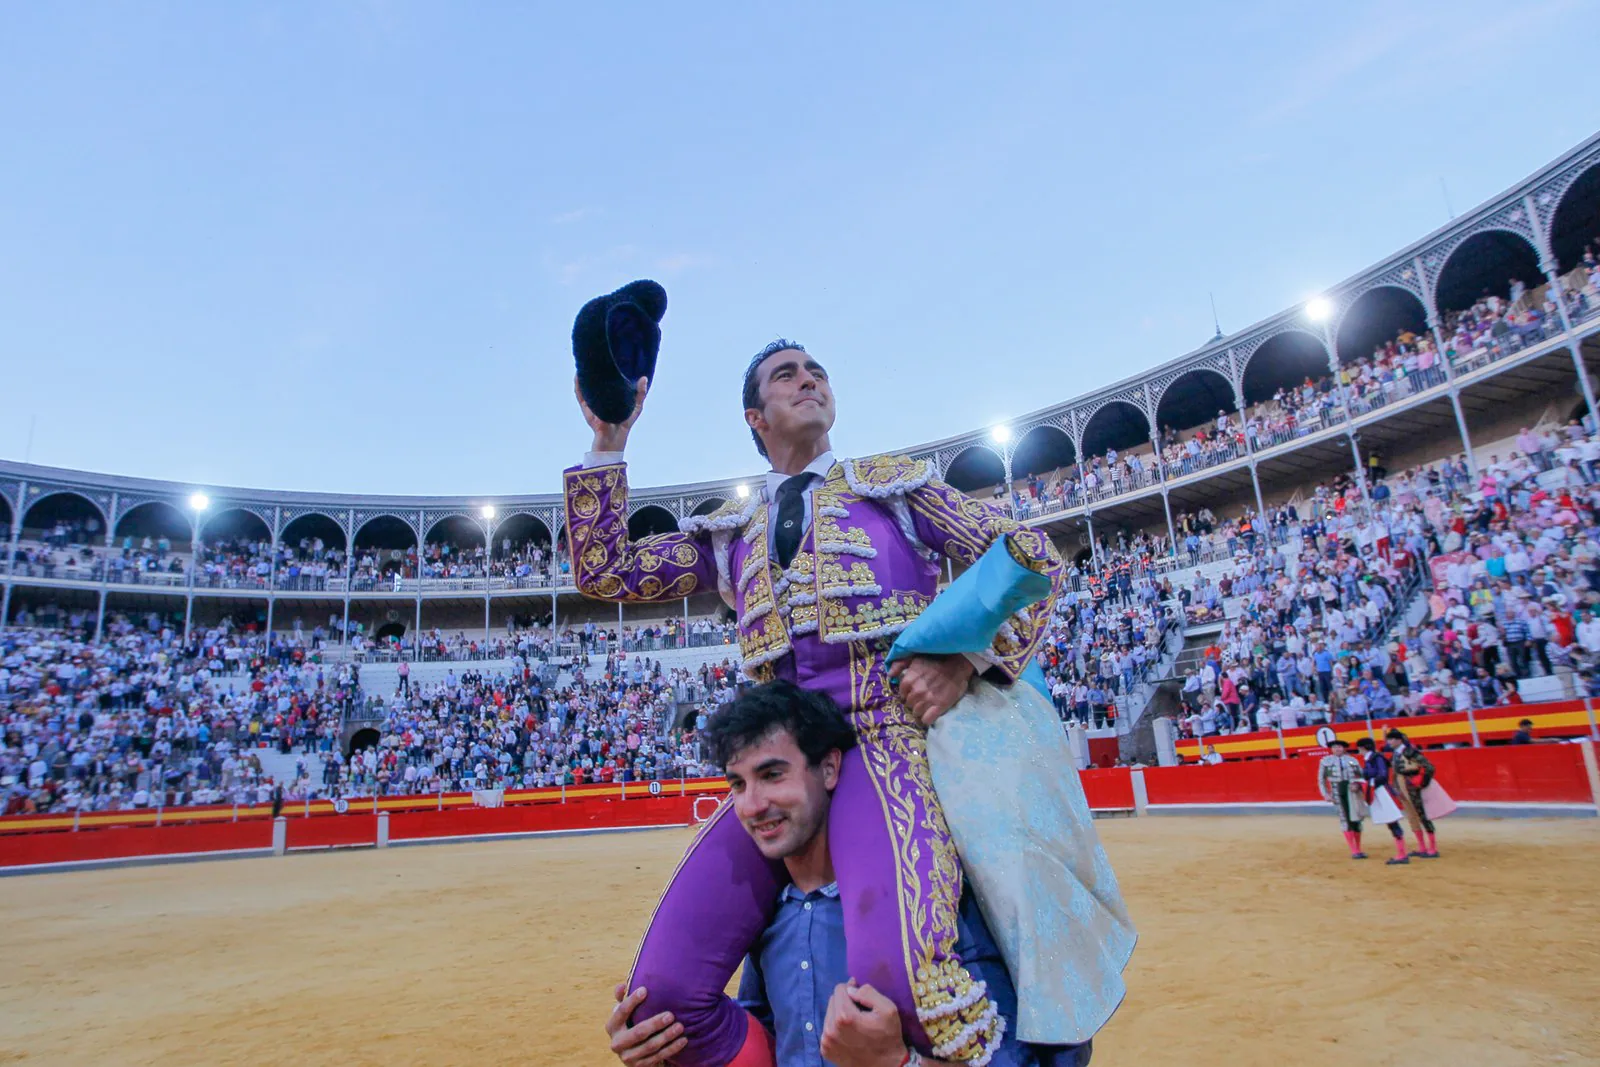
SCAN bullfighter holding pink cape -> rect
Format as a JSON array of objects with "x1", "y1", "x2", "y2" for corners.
[{"x1": 565, "y1": 281, "x2": 1135, "y2": 1066}]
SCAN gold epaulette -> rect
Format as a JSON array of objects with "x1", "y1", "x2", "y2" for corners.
[
  {"x1": 841, "y1": 453, "x2": 933, "y2": 499},
  {"x1": 679, "y1": 494, "x2": 762, "y2": 537}
]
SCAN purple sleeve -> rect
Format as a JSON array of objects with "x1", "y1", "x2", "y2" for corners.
[
  {"x1": 906, "y1": 476, "x2": 1065, "y2": 682},
  {"x1": 563, "y1": 462, "x2": 717, "y2": 602}
]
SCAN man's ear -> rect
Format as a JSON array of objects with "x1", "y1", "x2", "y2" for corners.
[
  {"x1": 745, "y1": 406, "x2": 766, "y2": 436},
  {"x1": 820, "y1": 748, "x2": 842, "y2": 790}
]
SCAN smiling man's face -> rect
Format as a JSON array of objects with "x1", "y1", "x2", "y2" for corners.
[
  {"x1": 724, "y1": 725, "x2": 838, "y2": 861},
  {"x1": 745, "y1": 350, "x2": 836, "y2": 456}
]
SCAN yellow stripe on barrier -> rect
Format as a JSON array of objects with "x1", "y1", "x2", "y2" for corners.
[{"x1": 1177, "y1": 704, "x2": 1596, "y2": 759}]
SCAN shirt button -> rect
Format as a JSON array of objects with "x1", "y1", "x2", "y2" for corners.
[
  {"x1": 803, "y1": 902, "x2": 812, "y2": 911},
  {"x1": 805, "y1": 1022, "x2": 815, "y2": 1032},
  {"x1": 800, "y1": 960, "x2": 810, "y2": 970}
]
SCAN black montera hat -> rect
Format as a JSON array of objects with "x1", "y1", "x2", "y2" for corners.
[{"x1": 572, "y1": 280, "x2": 668, "y2": 425}]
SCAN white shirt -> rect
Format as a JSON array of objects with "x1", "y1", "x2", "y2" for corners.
[{"x1": 762, "y1": 451, "x2": 836, "y2": 558}]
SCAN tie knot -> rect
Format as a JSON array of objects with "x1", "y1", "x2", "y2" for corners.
[{"x1": 777, "y1": 473, "x2": 813, "y2": 499}]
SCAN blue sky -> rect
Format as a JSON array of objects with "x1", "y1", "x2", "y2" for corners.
[{"x1": 2, "y1": 1, "x2": 1598, "y2": 496}]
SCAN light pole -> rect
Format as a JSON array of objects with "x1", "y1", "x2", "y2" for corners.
[
  {"x1": 1305, "y1": 298, "x2": 1368, "y2": 500},
  {"x1": 991, "y1": 424, "x2": 1016, "y2": 517},
  {"x1": 185, "y1": 492, "x2": 209, "y2": 641},
  {"x1": 480, "y1": 504, "x2": 496, "y2": 648}
]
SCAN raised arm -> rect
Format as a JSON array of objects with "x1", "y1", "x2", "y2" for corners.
[
  {"x1": 904, "y1": 473, "x2": 1065, "y2": 682},
  {"x1": 565, "y1": 375, "x2": 716, "y2": 603},
  {"x1": 564, "y1": 462, "x2": 717, "y2": 602}
]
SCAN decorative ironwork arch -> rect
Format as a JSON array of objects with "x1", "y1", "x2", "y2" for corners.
[
  {"x1": 279, "y1": 507, "x2": 350, "y2": 545},
  {"x1": 686, "y1": 495, "x2": 732, "y2": 517},
  {"x1": 1420, "y1": 205, "x2": 1542, "y2": 299},
  {"x1": 1014, "y1": 412, "x2": 1075, "y2": 444},
  {"x1": 351, "y1": 510, "x2": 422, "y2": 542},
  {"x1": 1074, "y1": 391, "x2": 1154, "y2": 439},
  {"x1": 1331, "y1": 261, "x2": 1427, "y2": 338},
  {"x1": 1148, "y1": 352, "x2": 1232, "y2": 412},
  {"x1": 1234, "y1": 323, "x2": 1328, "y2": 366},
  {"x1": 1532, "y1": 146, "x2": 1600, "y2": 256},
  {"x1": 933, "y1": 441, "x2": 1006, "y2": 483},
  {"x1": 21, "y1": 484, "x2": 113, "y2": 529},
  {"x1": 422, "y1": 510, "x2": 485, "y2": 540},
  {"x1": 197, "y1": 505, "x2": 274, "y2": 541},
  {"x1": 628, "y1": 500, "x2": 684, "y2": 521}
]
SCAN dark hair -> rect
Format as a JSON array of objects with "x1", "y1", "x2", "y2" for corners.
[
  {"x1": 701, "y1": 679, "x2": 855, "y2": 770},
  {"x1": 741, "y1": 339, "x2": 807, "y2": 459},
  {"x1": 1384, "y1": 728, "x2": 1409, "y2": 743},
  {"x1": 1355, "y1": 737, "x2": 1375, "y2": 751}
]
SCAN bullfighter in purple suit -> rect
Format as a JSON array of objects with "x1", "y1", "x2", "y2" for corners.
[{"x1": 566, "y1": 340, "x2": 1065, "y2": 1067}]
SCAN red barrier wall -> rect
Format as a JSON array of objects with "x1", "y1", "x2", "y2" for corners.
[
  {"x1": 1144, "y1": 759, "x2": 1321, "y2": 806},
  {"x1": 5, "y1": 750, "x2": 1588, "y2": 870},
  {"x1": 0, "y1": 796, "x2": 709, "y2": 870},
  {"x1": 0, "y1": 777, "x2": 734, "y2": 836},
  {"x1": 1080, "y1": 768, "x2": 1136, "y2": 810},
  {"x1": 1145, "y1": 743, "x2": 1595, "y2": 807},
  {"x1": 0, "y1": 819, "x2": 275, "y2": 868},
  {"x1": 1427, "y1": 745, "x2": 1593, "y2": 804},
  {"x1": 287, "y1": 815, "x2": 380, "y2": 850},
  {"x1": 385, "y1": 797, "x2": 696, "y2": 842}
]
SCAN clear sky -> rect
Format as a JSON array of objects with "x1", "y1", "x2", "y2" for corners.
[{"x1": 3, "y1": 1, "x2": 1598, "y2": 497}]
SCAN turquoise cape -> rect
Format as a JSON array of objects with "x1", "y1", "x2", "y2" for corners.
[{"x1": 886, "y1": 540, "x2": 1137, "y2": 1045}]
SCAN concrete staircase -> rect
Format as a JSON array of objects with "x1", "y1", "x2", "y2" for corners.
[
  {"x1": 1111, "y1": 618, "x2": 1187, "y2": 740},
  {"x1": 248, "y1": 747, "x2": 317, "y2": 789}
]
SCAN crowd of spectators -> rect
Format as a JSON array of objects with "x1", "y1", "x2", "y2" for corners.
[
  {"x1": 331, "y1": 653, "x2": 727, "y2": 799},
  {"x1": 0, "y1": 576, "x2": 767, "y2": 813},
  {"x1": 1040, "y1": 582, "x2": 1178, "y2": 729},
  {"x1": 1002, "y1": 268, "x2": 1599, "y2": 522},
  {"x1": 1172, "y1": 422, "x2": 1600, "y2": 740},
  {"x1": 1, "y1": 617, "x2": 358, "y2": 814}
]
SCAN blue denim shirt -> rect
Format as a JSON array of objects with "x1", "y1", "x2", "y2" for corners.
[{"x1": 737, "y1": 882, "x2": 1090, "y2": 1067}]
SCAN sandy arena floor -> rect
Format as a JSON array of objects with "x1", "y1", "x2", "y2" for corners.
[{"x1": 0, "y1": 817, "x2": 1596, "y2": 1066}]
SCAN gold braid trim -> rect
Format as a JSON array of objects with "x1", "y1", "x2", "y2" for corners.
[{"x1": 914, "y1": 956, "x2": 1005, "y2": 1064}]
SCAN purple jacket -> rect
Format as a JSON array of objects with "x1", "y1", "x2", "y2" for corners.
[{"x1": 564, "y1": 454, "x2": 1063, "y2": 726}]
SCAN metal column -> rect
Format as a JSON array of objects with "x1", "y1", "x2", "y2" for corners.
[
  {"x1": 1526, "y1": 195, "x2": 1599, "y2": 427},
  {"x1": 341, "y1": 508, "x2": 353, "y2": 648},
  {"x1": 265, "y1": 505, "x2": 279, "y2": 654},
  {"x1": 1248, "y1": 461, "x2": 1267, "y2": 517},
  {"x1": 183, "y1": 509, "x2": 197, "y2": 641},
  {"x1": 1347, "y1": 433, "x2": 1369, "y2": 498},
  {"x1": 413, "y1": 510, "x2": 423, "y2": 661},
  {"x1": 1447, "y1": 391, "x2": 1477, "y2": 475},
  {"x1": 0, "y1": 478, "x2": 21, "y2": 633},
  {"x1": 1546, "y1": 274, "x2": 1599, "y2": 427},
  {"x1": 1418, "y1": 255, "x2": 1477, "y2": 475},
  {"x1": 1159, "y1": 490, "x2": 1178, "y2": 560},
  {"x1": 95, "y1": 489, "x2": 116, "y2": 643}
]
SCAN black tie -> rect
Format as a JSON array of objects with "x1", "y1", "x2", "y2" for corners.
[{"x1": 773, "y1": 473, "x2": 813, "y2": 569}]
